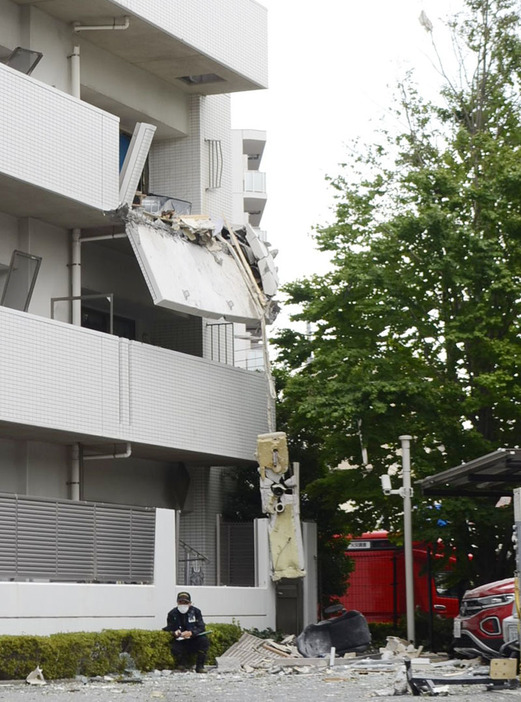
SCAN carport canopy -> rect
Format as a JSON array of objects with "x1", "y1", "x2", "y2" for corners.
[{"x1": 417, "y1": 448, "x2": 521, "y2": 497}]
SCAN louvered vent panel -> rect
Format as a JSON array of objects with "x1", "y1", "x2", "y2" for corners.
[
  {"x1": 56, "y1": 501, "x2": 95, "y2": 580},
  {"x1": 0, "y1": 494, "x2": 155, "y2": 583},
  {"x1": 95, "y1": 505, "x2": 132, "y2": 582},
  {"x1": 130, "y1": 510, "x2": 155, "y2": 582},
  {"x1": 17, "y1": 499, "x2": 58, "y2": 576},
  {"x1": 0, "y1": 495, "x2": 18, "y2": 574}
]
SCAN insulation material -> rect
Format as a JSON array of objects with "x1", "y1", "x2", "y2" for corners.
[
  {"x1": 257, "y1": 431, "x2": 289, "y2": 478},
  {"x1": 268, "y1": 504, "x2": 305, "y2": 581},
  {"x1": 125, "y1": 214, "x2": 263, "y2": 323},
  {"x1": 257, "y1": 432, "x2": 305, "y2": 581}
]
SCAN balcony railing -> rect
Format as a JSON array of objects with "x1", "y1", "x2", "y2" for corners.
[
  {"x1": 244, "y1": 171, "x2": 266, "y2": 194},
  {"x1": 0, "y1": 63, "x2": 119, "y2": 227},
  {"x1": 0, "y1": 305, "x2": 270, "y2": 461}
]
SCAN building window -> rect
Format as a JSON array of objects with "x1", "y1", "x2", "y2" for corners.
[
  {"x1": 0, "y1": 250, "x2": 41, "y2": 312},
  {"x1": 82, "y1": 306, "x2": 136, "y2": 340}
]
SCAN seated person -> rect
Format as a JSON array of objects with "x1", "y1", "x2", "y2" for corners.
[{"x1": 163, "y1": 591, "x2": 209, "y2": 673}]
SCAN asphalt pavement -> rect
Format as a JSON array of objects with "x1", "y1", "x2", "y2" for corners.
[{"x1": 0, "y1": 662, "x2": 519, "y2": 702}]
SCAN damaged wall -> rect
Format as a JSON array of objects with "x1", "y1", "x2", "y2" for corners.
[
  {"x1": 125, "y1": 214, "x2": 263, "y2": 323},
  {"x1": 149, "y1": 94, "x2": 232, "y2": 222}
]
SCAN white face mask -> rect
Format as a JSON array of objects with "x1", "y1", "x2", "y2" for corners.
[{"x1": 177, "y1": 604, "x2": 189, "y2": 614}]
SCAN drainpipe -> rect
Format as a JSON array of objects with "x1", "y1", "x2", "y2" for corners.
[
  {"x1": 83, "y1": 443, "x2": 132, "y2": 461},
  {"x1": 70, "y1": 443, "x2": 81, "y2": 501},
  {"x1": 68, "y1": 45, "x2": 82, "y2": 500},
  {"x1": 69, "y1": 43, "x2": 81, "y2": 323},
  {"x1": 70, "y1": 45, "x2": 80, "y2": 99},
  {"x1": 73, "y1": 16, "x2": 130, "y2": 32},
  {"x1": 71, "y1": 228, "x2": 81, "y2": 325}
]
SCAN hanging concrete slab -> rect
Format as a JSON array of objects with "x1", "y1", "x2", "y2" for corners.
[{"x1": 125, "y1": 212, "x2": 264, "y2": 323}]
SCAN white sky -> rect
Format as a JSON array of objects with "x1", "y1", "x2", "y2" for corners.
[{"x1": 231, "y1": 0, "x2": 466, "y2": 319}]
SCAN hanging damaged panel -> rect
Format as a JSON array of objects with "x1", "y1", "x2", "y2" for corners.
[
  {"x1": 257, "y1": 432, "x2": 306, "y2": 581},
  {"x1": 124, "y1": 212, "x2": 264, "y2": 323},
  {"x1": 119, "y1": 122, "x2": 157, "y2": 207}
]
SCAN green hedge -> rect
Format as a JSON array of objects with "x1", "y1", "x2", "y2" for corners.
[
  {"x1": 0, "y1": 623, "x2": 243, "y2": 681},
  {"x1": 0, "y1": 616, "x2": 454, "y2": 680}
]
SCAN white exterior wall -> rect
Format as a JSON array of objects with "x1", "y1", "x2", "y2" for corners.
[
  {"x1": 0, "y1": 62, "x2": 119, "y2": 210},
  {"x1": 0, "y1": 0, "x2": 288, "y2": 634},
  {"x1": 149, "y1": 95, "x2": 233, "y2": 221},
  {"x1": 231, "y1": 130, "x2": 248, "y2": 225},
  {"x1": 0, "y1": 306, "x2": 269, "y2": 460},
  {"x1": 113, "y1": 0, "x2": 268, "y2": 88},
  {"x1": 150, "y1": 96, "x2": 203, "y2": 210},
  {"x1": 201, "y1": 95, "x2": 233, "y2": 221},
  {"x1": 80, "y1": 41, "x2": 190, "y2": 138},
  {"x1": 0, "y1": 510, "x2": 276, "y2": 635}
]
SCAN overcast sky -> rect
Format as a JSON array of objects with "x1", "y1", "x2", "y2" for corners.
[{"x1": 231, "y1": 0, "x2": 466, "y2": 325}]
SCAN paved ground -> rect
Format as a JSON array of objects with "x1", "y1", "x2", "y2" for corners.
[{"x1": 0, "y1": 663, "x2": 519, "y2": 702}]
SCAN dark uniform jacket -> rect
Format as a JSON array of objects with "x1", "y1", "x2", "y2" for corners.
[{"x1": 164, "y1": 605, "x2": 206, "y2": 637}]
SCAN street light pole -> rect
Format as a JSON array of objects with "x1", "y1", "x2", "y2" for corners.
[{"x1": 400, "y1": 434, "x2": 415, "y2": 645}]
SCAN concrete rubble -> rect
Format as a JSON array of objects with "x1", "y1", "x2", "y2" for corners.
[
  {"x1": 214, "y1": 633, "x2": 519, "y2": 696},
  {"x1": 7, "y1": 635, "x2": 517, "y2": 700}
]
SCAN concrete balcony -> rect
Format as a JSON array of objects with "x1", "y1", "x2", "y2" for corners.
[
  {"x1": 243, "y1": 171, "x2": 267, "y2": 228},
  {"x1": 0, "y1": 306, "x2": 270, "y2": 464},
  {"x1": 13, "y1": 0, "x2": 268, "y2": 95},
  {"x1": 0, "y1": 63, "x2": 119, "y2": 229}
]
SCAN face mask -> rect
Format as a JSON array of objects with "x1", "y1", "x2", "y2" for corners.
[{"x1": 177, "y1": 604, "x2": 189, "y2": 614}]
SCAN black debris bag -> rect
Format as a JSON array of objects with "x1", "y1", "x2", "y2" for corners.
[{"x1": 296, "y1": 610, "x2": 371, "y2": 657}]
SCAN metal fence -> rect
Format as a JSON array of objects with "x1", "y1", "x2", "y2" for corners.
[
  {"x1": 205, "y1": 322, "x2": 234, "y2": 365},
  {"x1": 0, "y1": 493, "x2": 155, "y2": 583},
  {"x1": 219, "y1": 521, "x2": 255, "y2": 586}
]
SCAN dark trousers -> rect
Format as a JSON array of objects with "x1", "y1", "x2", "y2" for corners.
[{"x1": 170, "y1": 635, "x2": 209, "y2": 667}]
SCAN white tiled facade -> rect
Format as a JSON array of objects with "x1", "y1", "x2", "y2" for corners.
[
  {"x1": 0, "y1": 63, "x2": 119, "y2": 210},
  {"x1": 113, "y1": 0, "x2": 268, "y2": 87},
  {"x1": 0, "y1": 0, "x2": 287, "y2": 635}
]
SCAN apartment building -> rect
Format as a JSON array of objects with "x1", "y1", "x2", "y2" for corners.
[{"x1": 0, "y1": 0, "x2": 316, "y2": 636}]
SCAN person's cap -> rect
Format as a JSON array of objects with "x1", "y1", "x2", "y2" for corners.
[{"x1": 177, "y1": 591, "x2": 191, "y2": 603}]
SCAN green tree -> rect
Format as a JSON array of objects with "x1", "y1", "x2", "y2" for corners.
[{"x1": 274, "y1": 0, "x2": 521, "y2": 592}]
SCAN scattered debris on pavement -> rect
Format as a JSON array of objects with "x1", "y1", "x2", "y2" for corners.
[{"x1": 25, "y1": 666, "x2": 45, "y2": 685}]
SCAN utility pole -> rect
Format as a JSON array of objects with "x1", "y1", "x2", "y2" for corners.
[
  {"x1": 380, "y1": 435, "x2": 415, "y2": 645},
  {"x1": 400, "y1": 435, "x2": 415, "y2": 645}
]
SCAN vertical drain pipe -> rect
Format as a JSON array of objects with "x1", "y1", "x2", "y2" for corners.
[
  {"x1": 70, "y1": 44, "x2": 80, "y2": 99},
  {"x1": 70, "y1": 443, "x2": 81, "y2": 501},
  {"x1": 69, "y1": 45, "x2": 82, "y2": 326},
  {"x1": 71, "y1": 228, "x2": 81, "y2": 325},
  {"x1": 69, "y1": 46, "x2": 81, "y2": 499}
]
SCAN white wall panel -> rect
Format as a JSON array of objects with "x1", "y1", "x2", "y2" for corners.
[
  {"x1": 129, "y1": 344, "x2": 268, "y2": 458},
  {"x1": 0, "y1": 63, "x2": 119, "y2": 210},
  {"x1": 114, "y1": 0, "x2": 268, "y2": 87},
  {"x1": 0, "y1": 307, "x2": 270, "y2": 461},
  {"x1": 0, "y1": 509, "x2": 276, "y2": 635}
]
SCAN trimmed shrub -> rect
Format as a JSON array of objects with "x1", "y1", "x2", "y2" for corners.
[{"x1": 0, "y1": 623, "x2": 243, "y2": 681}]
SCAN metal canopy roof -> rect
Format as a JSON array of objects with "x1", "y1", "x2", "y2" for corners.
[{"x1": 417, "y1": 448, "x2": 521, "y2": 497}]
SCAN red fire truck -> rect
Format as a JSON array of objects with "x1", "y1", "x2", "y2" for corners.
[{"x1": 337, "y1": 531, "x2": 460, "y2": 623}]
